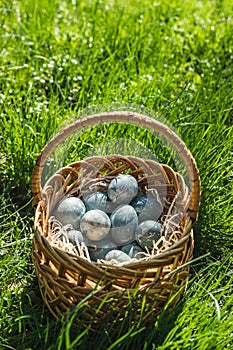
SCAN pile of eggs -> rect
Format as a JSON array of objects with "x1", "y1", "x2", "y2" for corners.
[{"x1": 54, "y1": 174, "x2": 163, "y2": 263}]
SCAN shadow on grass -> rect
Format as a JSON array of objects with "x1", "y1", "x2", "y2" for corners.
[
  {"x1": 4, "y1": 276, "x2": 185, "y2": 350},
  {"x1": 4, "y1": 278, "x2": 61, "y2": 350},
  {"x1": 193, "y1": 202, "x2": 232, "y2": 263},
  {"x1": 63, "y1": 302, "x2": 184, "y2": 350},
  {"x1": 51, "y1": 285, "x2": 185, "y2": 350}
]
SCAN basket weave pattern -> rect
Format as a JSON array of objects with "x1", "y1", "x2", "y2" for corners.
[{"x1": 32, "y1": 112, "x2": 200, "y2": 329}]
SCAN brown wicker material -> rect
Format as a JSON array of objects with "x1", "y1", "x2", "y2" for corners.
[{"x1": 32, "y1": 111, "x2": 201, "y2": 330}]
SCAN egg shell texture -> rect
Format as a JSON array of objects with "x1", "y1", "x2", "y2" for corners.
[
  {"x1": 80, "y1": 209, "x2": 111, "y2": 241},
  {"x1": 108, "y1": 174, "x2": 138, "y2": 205},
  {"x1": 131, "y1": 196, "x2": 162, "y2": 222},
  {"x1": 105, "y1": 249, "x2": 131, "y2": 263},
  {"x1": 136, "y1": 220, "x2": 162, "y2": 250},
  {"x1": 110, "y1": 205, "x2": 138, "y2": 245},
  {"x1": 88, "y1": 238, "x2": 118, "y2": 261},
  {"x1": 121, "y1": 241, "x2": 145, "y2": 259},
  {"x1": 83, "y1": 191, "x2": 115, "y2": 213},
  {"x1": 54, "y1": 197, "x2": 86, "y2": 229}
]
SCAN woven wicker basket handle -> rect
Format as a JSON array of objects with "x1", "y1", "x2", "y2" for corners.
[{"x1": 32, "y1": 111, "x2": 200, "y2": 220}]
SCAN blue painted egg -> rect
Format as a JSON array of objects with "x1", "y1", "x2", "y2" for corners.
[
  {"x1": 83, "y1": 191, "x2": 115, "y2": 213},
  {"x1": 55, "y1": 197, "x2": 86, "y2": 229},
  {"x1": 105, "y1": 249, "x2": 131, "y2": 263},
  {"x1": 80, "y1": 209, "x2": 111, "y2": 241},
  {"x1": 136, "y1": 220, "x2": 162, "y2": 250},
  {"x1": 88, "y1": 238, "x2": 118, "y2": 261},
  {"x1": 108, "y1": 174, "x2": 138, "y2": 205},
  {"x1": 110, "y1": 205, "x2": 138, "y2": 245},
  {"x1": 121, "y1": 241, "x2": 145, "y2": 259},
  {"x1": 131, "y1": 196, "x2": 162, "y2": 222},
  {"x1": 67, "y1": 230, "x2": 85, "y2": 246}
]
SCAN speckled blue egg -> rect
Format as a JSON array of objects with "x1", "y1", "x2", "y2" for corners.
[
  {"x1": 131, "y1": 196, "x2": 162, "y2": 222},
  {"x1": 67, "y1": 230, "x2": 85, "y2": 246},
  {"x1": 105, "y1": 249, "x2": 131, "y2": 263},
  {"x1": 121, "y1": 241, "x2": 145, "y2": 259},
  {"x1": 108, "y1": 174, "x2": 138, "y2": 205},
  {"x1": 88, "y1": 238, "x2": 118, "y2": 261},
  {"x1": 80, "y1": 209, "x2": 111, "y2": 241},
  {"x1": 55, "y1": 197, "x2": 86, "y2": 229},
  {"x1": 83, "y1": 191, "x2": 115, "y2": 213},
  {"x1": 136, "y1": 220, "x2": 162, "y2": 250},
  {"x1": 110, "y1": 205, "x2": 138, "y2": 245}
]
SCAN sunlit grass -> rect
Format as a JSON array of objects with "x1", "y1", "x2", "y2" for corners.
[{"x1": 0, "y1": 0, "x2": 233, "y2": 349}]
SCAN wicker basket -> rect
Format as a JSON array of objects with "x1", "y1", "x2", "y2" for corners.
[{"x1": 32, "y1": 111, "x2": 200, "y2": 330}]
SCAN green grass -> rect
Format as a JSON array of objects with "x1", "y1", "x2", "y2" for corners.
[{"x1": 0, "y1": 0, "x2": 233, "y2": 349}]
